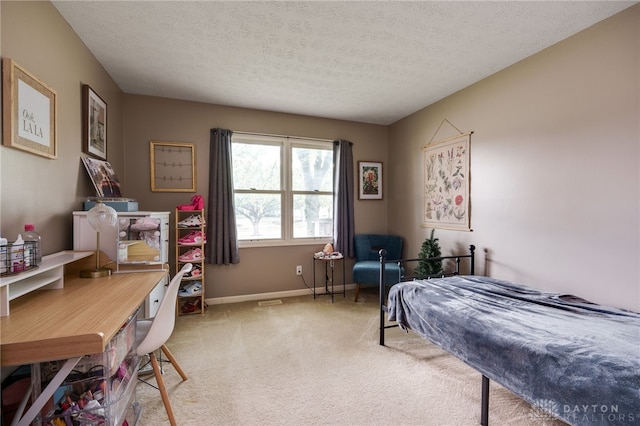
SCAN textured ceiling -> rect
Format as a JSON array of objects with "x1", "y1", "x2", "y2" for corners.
[{"x1": 52, "y1": 1, "x2": 635, "y2": 125}]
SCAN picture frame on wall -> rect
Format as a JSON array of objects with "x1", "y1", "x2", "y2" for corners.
[
  {"x1": 422, "y1": 132, "x2": 471, "y2": 231},
  {"x1": 2, "y1": 58, "x2": 57, "y2": 159},
  {"x1": 82, "y1": 84, "x2": 107, "y2": 160},
  {"x1": 150, "y1": 141, "x2": 196, "y2": 192},
  {"x1": 358, "y1": 161, "x2": 383, "y2": 200}
]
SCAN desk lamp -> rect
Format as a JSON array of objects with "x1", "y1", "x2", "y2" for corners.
[{"x1": 80, "y1": 201, "x2": 118, "y2": 278}]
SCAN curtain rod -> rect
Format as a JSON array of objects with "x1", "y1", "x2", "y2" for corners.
[{"x1": 233, "y1": 130, "x2": 333, "y2": 143}]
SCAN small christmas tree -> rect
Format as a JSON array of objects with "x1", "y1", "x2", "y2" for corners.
[{"x1": 415, "y1": 229, "x2": 443, "y2": 279}]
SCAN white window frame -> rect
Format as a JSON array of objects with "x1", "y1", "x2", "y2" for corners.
[{"x1": 232, "y1": 133, "x2": 334, "y2": 248}]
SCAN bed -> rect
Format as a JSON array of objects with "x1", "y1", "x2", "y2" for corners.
[{"x1": 378, "y1": 246, "x2": 640, "y2": 426}]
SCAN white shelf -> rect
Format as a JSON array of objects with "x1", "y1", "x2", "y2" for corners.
[{"x1": 0, "y1": 250, "x2": 93, "y2": 316}]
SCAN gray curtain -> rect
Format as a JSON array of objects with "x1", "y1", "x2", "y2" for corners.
[
  {"x1": 206, "y1": 128, "x2": 240, "y2": 265},
  {"x1": 333, "y1": 139, "x2": 355, "y2": 257}
]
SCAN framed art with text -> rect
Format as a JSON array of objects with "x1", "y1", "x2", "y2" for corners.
[
  {"x1": 2, "y1": 58, "x2": 57, "y2": 159},
  {"x1": 82, "y1": 84, "x2": 107, "y2": 160},
  {"x1": 358, "y1": 161, "x2": 382, "y2": 200}
]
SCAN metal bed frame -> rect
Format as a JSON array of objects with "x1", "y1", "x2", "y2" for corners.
[{"x1": 377, "y1": 245, "x2": 495, "y2": 425}]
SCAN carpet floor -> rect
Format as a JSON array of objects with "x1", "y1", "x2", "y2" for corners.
[{"x1": 136, "y1": 288, "x2": 566, "y2": 425}]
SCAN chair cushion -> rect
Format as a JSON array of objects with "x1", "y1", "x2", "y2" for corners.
[{"x1": 353, "y1": 260, "x2": 403, "y2": 286}]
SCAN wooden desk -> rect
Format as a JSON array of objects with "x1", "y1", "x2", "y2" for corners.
[
  {"x1": 1, "y1": 256, "x2": 168, "y2": 425},
  {"x1": 0, "y1": 271, "x2": 166, "y2": 366},
  {"x1": 1, "y1": 268, "x2": 168, "y2": 366}
]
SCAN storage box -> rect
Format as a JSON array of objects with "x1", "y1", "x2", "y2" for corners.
[
  {"x1": 84, "y1": 200, "x2": 138, "y2": 212},
  {"x1": 0, "y1": 241, "x2": 37, "y2": 276},
  {"x1": 39, "y1": 309, "x2": 140, "y2": 425}
]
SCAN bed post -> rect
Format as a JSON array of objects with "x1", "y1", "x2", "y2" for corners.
[
  {"x1": 481, "y1": 374, "x2": 489, "y2": 426},
  {"x1": 379, "y1": 248, "x2": 387, "y2": 346},
  {"x1": 469, "y1": 244, "x2": 476, "y2": 275}
]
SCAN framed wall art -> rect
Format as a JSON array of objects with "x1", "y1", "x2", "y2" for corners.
[
  {"x1": 150, "y1": 141, "x2": 196, "y2": 192},
  {"x1": 358, "y1": 161, "x2": 382, "y2": 200},
  {"x1": 422, "y1": 132, "x2": 471, "y2": 231},
  {"x1": 82, "y1": 84, "x2": 107, "y2": 160},
  {"x1": 2, "y1": 58, "x2": 57, "y2": 159},
  {"x1": 81, "y1": 155, "x2": 123, "y2": 198}
]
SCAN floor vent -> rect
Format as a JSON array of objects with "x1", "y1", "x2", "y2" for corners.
[{"x1": 258, "y1": 299, "x2": 283, "y2": 307}]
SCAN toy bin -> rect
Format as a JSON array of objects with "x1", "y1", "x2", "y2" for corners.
[{"x1": 38, "y1": 309, "x2": 140, "y2": 426}]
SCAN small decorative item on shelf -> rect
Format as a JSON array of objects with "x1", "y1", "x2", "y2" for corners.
[
  {"x1": 323, "y1": 243, "x2": 334, "y2": 254},
  {"x1": 0, "y1": 236, "x2": 38, "y2": 277},
  {"x1": 175, "y1": 202, "x2": 207, "y2": 315},
  {"x1": 22, "y1": 224, "x2": 42, "y2": 265},
  {"x1": 314, "y1": 243, "x2": 343, "y2": 260},
  {"x1": 80, "y1": 202, "x2": 118, "y2": 278}
]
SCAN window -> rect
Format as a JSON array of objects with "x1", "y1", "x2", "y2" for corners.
[{"x1": 232, "y1": 133, "x2": 333, "y2": 246}]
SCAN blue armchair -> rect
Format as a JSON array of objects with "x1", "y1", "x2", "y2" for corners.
[{"x1": 352, "y1": 234, "x2": 404, "y2": 302}]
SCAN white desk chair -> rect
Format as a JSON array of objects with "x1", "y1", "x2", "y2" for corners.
[{"x1": 136, "y1": 263, "x2": 192, "y2": 426}]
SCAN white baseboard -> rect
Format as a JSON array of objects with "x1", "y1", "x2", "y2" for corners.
[{"x1": 206, "y1": 283, "x2": 357, "y2": 305}]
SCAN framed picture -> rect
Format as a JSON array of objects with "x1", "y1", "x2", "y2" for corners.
[
  {"x1": 358, "y1": 161, "x2": 383, "y2": 200},
  {"x1": 422, "y1": 133, "x2": 471, "y2": 231},
  {"x1": 81, "y1": 155, "x2": 123, "y2": 198},
  {"x1": 2, "y1": 58, "x2": 57, "y2": 159},
  {"x1": 82, "y1": 84, "x2": 107, "y2": 160},
  {"x1": 150, "y1": 141, "x2": 196, "y2": 192}
]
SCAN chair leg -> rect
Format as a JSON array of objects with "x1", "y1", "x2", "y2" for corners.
[
  {"x1": 354, "y1": 284, "x2": 361, "y2": 302},
  {"x1": 160, "y1": 344, "x2": 188, "y2": 381},
  {"x1": 149, "y1": 352, "x2": 178, "y2": 426}
]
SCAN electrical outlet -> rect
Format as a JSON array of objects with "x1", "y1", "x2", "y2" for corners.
[{"x1": 296, "y1": 265, "x2": 303, "y2": 275}]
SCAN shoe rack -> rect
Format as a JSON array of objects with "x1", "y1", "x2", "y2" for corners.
[{"x1": 175, "y1": 208, "x2": 206, "y2": 315}]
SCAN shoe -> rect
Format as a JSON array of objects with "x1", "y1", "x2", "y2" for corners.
[
  {"x1": 178, "y1": 231, "x2": 206, "y2": 245},
  {"x1": 178, "y1": 195, "x2": 204, "y2": 211},
  {"x1": 191, "y1": 195, "x2": 204, "y2": 210},
  {"x1": 183, "y1": 265, "x2": 202, "y2": 279},
  {"x1": 178, "y1": 231, "x2": 203, "y2": 245},
  {"x1": 179, "y1": 282, "x2": 200, "y2": 297},
  {"x1": 176, "y1": 203, "x2": 195, "y2": 211},
  {"x1": 178, "y1": 248, "x2": 202, "y2": 262},
  {"x1": 177, "y1": 214, "x2": 204, "y2": 227},
  {"x1": 179, "y1": 281, "x2": 202, "y2": 297},
  {"x1": 181, "y1": 299, "x2": 201, "y2": 314}
]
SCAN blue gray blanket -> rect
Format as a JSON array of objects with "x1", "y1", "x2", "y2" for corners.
[{"x1": 387, "y1": 276, "x2": 640, "y2": 425}]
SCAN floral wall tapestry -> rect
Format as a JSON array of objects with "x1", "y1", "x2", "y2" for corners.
[{"x1": 422, "y1": 133, "x2": 471, "y2": 231}]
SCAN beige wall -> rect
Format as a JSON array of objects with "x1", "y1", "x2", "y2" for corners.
[
  {"x1": 0, "y1": 1, "x2": 125, "y2": 255},
  {"x1": 389, "y1": 6, "x2": 639, "y2": 311},
  {"x1": 1, "y1": 1, "x2": 638, "y2": 309},
  {"x1": 0, "y1": 1, "x2": 389, "y2": 301},
  {"x1": 122, "y1": 95, "x2": 388, "y2": 299}
]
